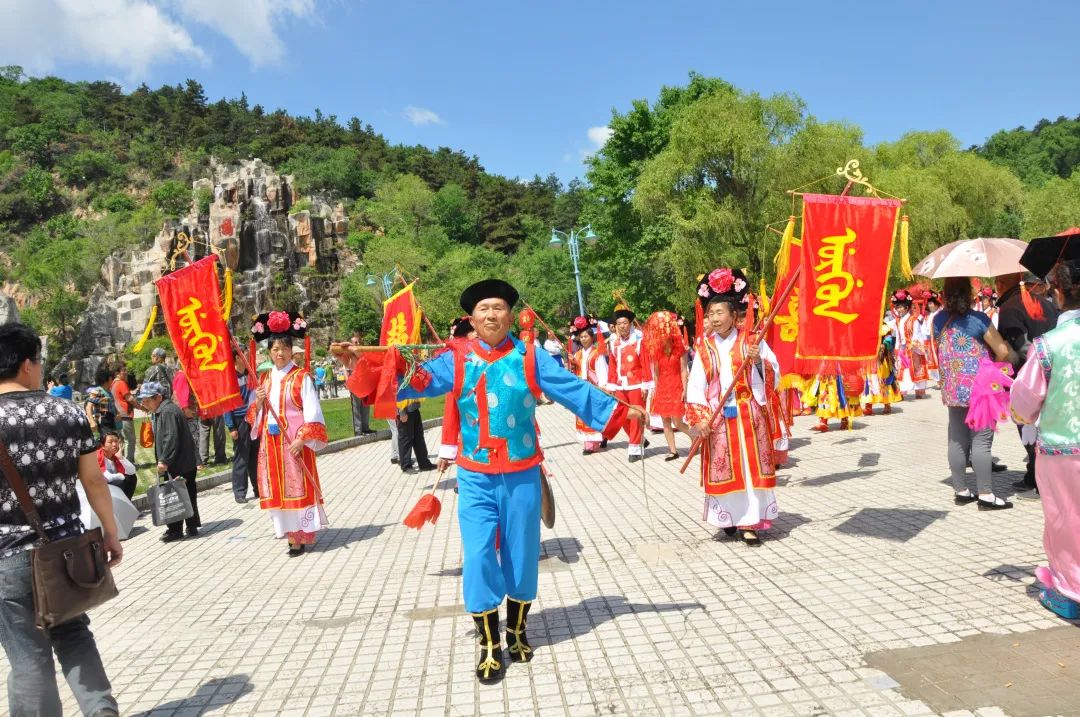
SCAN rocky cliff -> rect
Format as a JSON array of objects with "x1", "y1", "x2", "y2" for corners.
[{"x1": 57, "y1": 159, "x2": 352, "y2": 385}]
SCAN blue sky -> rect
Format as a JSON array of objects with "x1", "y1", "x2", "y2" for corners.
[{"x1": 3, "y1": 0, "x2": 1078, "y2": 183}]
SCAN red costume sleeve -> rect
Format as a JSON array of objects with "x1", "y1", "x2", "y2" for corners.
[
  {"x1": 685, "y1": 403, "x2": 711, "y2": 425},
  {"x1": 601, "y1": 403, "x2": 630, "y2": 436},
  {"x1": 296, "y1": 423, "x2": 329, "y2": 443}
]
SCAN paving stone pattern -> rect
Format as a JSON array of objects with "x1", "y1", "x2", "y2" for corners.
[{"x1": 2, "y1": 395, "x2": 1075, "y2": 716}]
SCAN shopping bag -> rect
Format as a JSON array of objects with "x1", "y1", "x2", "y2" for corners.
[
  {"x1": 147, "y1": 477, "x2": 194, "y2": 526},
  {"x1": 139, "y1": 420, "x2": 154, "y2": 448}
]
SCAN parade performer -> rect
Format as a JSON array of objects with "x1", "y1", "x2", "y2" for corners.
[
  {"x1": 605, "y1": 306, "x2": 653, "y2": 462},
  {"x1": 861, "y1": 322, "x2": 902, "y2": 416},
  {"x1": 644, "y1": 311, "x2": 691, "y2": 461},
  {"x1": 978, "y1": 286, "x2": 999, "y2": 326},
  {"x1": 248, "y1": 310, "x2": 328, "y2": 556},
  {"x1": 887, "y1": 289, "x2": 930, "y2": 399},
  {"x1": 686, "y1": 268, "x2": 780, "y2": 546},
  {"x1": 567, "y1": 315, "x2": 610, "y2": 454},
  {"x1": 397, "y1": 279, "x2": 640, "y2": 683},
  {"x1": 1010, "y1": 238, "x2": 1080, "y2": 613},
  {"x1": 924, "y1": 290, "x2": 942, "y2": 384},
  {"x1": 802, "y1": 363, "x2": 862, "y2": 431}
]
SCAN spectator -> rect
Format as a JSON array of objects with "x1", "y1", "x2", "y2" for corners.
[
  {"x1": 933, "y1": 277, "x2": 1018, "y2": 510},
  {"x1": 171, "y1": 369, "x2": 203, "y2": 470},
  {"x1": 331, "y1": 332, "x2": 376, "y2": 437},
  {"x1": 1010, "y1": 251, "x2": 1080, "y2": 607},
  {"x1": 0, "y1": 322, "x2": 122, "y2": 717},
  {"x1": 994, "y1": 271, "x2": 1061, "y2": 494},
  {"x1": 397, "y1": 399, "x2": 435, "y2": 473},
  {"x1": 48, "y1": 372, "x2": 73, "y2": 400},
  {"x1": 327, "y1": 358, "x2": 341, "y2": 398},
  {"x1": 112, "y1": 363, "x2": 137, "y2": 464},
  {"x1": 543, "y1": 330, "x2": 564, "y2": 369},
  {"x1": 84, "y1": 364, "x2": 119, "y2": 443},
  {"x1": 314, "y1": 362, "x2": 327, "y2": 399},
  {"x1": 137, "y1": 381, "x2": 201, "y2": 541},
  {"x1": 97, "y1": 430, "x2": 137, "y2": 500},
  {"x1": 224, "y1": 348, "x2": 259, "y2": 504},
  {"x1": 142, "y1": 347, "x2": 174, "y2": 396},
  {"x1": 200, "y1": 414, "x2": 227, "y2": 467}
]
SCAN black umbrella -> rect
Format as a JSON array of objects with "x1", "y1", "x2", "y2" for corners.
[{"x1": 1020, "y1": 229, "x2": 1080, "y2": 278}]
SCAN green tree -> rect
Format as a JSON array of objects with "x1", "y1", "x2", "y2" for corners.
[
  {"x1": 1022, "y1": 173, "x2": 1080, "y2": 239},
  {"x1": 59, "y1": 149, "x2": 118, "y2": 187},
  {"x1": 20, "y1": 288, "x2": 86, "y2": 347},
  {"x1": 632, "y1": 85, "x2": 805, "y2": 296},
  {"x1": 433, "y1": 183, "x2": 478, "y2": 244},
  {"x1": 150, "y1": 180, "x2": 191, "y2": 216},
  {"x1": 337, "y1": 272, "x2": 384, "y2": 338}
]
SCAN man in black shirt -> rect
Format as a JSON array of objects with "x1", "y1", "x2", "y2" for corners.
[
  {"x1": 995, "y1": 272, "x2": 1060, "y2": 491},
  {"x1": 0, "y1": 323, "x2": 122, "y2": 717}
]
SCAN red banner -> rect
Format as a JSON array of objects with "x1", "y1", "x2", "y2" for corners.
[
  {"x1": 380, "y1": 282, "x2": 422, "y2": 347},
  {"x1": 156, "y1": 256, "x2": 241, "y2": 417},
  {"x1": 766, "y1": 237, "x2": 806, "y2": 379},
  {"x1": 796, "y1": 194, "x2": 902, "y2": 369}
]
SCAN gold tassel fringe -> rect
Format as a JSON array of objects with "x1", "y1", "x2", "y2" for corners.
[
  {"x1": 221, "y1": 267, "x2": 234, "y2": 319},
  {"x1": 758, "y1": 278, "x2": 770, "y2": 315},
  {"x1": 899, "y1": 215, "x2": 913, "y2": 279},
  {"x1": 131, "y1": 304, "x2": 158, "y2": 353},
  {"x1": 774, "y1": 215, "x2": 796, "y2": 277}
]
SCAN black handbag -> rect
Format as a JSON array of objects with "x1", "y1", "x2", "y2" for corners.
[
  {"x1": 0, "y1": 443, "x2": 118, "y2": 629},
  {"x1": 147, "y1": 475, "x2": 194, "y2": 526}
]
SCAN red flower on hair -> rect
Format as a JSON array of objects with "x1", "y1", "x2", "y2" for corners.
[
  {"x1": 573, "y1": 316, "x2": 589, "y2": 330},
  {"x1": 707, "y1": 268, "x2": 734, "y2": 294},
  {"x1": 267, "y1": 311, "x2": 291, "y2": 333}
]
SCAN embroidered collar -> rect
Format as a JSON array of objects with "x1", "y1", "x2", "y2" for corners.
[
  {"x1": 271, "y1": 361, "x2": 297, "y2": 377},
  {"x1": 472, "y1": 335, "x2": 519, "y2": 362}
]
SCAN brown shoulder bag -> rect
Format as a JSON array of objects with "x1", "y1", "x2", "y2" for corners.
[{"x1": 0, "y1": 443, "x2": 118, "y2": 629}]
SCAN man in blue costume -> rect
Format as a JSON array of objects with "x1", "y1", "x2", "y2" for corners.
[{"x1": 398, "y1": 279, "x2": 642, "y2": 683}]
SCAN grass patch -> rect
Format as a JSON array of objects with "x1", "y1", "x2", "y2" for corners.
[{"x1": 131, "y1": 397, "x2": 445, "y2": 495}]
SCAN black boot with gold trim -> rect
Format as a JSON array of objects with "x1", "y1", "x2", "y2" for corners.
[
  {"x1": 505, "y1": 598, "x2": 533, "y2": 663},
  {"x1": 472, "y1": 609, "x2": 505, "y2": 683}
]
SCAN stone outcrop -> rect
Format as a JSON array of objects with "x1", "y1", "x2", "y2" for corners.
[
  {"x1": 56, "y1": 159, "x2": 351, "y2": 386},
  {"x1": 0, "y1": 293, "x2": 18, "y2": 325}
]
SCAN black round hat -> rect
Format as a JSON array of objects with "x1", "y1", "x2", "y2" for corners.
[{"x1": 460, "y1": 279, "x2": 520, "y2": 314}]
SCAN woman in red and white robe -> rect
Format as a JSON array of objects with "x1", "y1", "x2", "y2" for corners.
[
  {"x1": 687, "y1": 268, "x2": 779, "y2": 546},
  {"x1": 249, "y1": 310, "x2": 328, "y2": 556},
  {"x1": 567, "y1": 316, "x2": 608, "y2": 454}
]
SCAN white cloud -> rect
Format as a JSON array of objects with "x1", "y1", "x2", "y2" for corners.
[
  {"x1": 402, "y1": 105, "x2": 445, "y2": 127},
  {"x1": 174, "y1": 0, "x2": 318, "y2": 69},
  {"x1": 0, "y1": 0, "x2": 319, "y2": 80},
  {"x1": 0, "y1": 0, "x2": 206, "y2": 80},
  {"x1": 587, "y1": 126, "x2": 614, "y2": 150}
]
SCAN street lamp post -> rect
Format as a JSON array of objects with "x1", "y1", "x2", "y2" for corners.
[
  {"x1": 365, "y1": 269, "x2": 398, "y2": 299},
  {"x1": 549, "y1": 224, "x2": 599, "y2": 316}
]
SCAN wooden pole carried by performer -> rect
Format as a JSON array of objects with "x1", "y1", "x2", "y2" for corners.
[{"x1": 679, "y1": 265, "x2": 803, "y2": 474}]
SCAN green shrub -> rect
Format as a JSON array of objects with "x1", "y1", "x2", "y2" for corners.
[
  {"x1": 150, "y1": 180, "x2": 191, "y2": 217},
  {"x1": 94, "y1": 192, "x2": 137, "y2": 213},
  {"x1": 59, "y1": 149, "x2": 118, "y2": 187}
]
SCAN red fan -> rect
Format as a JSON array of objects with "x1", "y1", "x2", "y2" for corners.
[{"x1": 403, "y1": 467, "x2": 445, "y2": 529}]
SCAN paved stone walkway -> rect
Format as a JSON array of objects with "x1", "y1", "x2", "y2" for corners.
[{"x1": 3, "y1": 394, "x2": 1076, "y2": 716}]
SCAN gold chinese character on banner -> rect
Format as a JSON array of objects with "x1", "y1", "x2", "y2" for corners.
[
  {"x1": 176, "y1": 297, "x2": 228, "y2": 372},
  {"x1": 812, "y1": 228, "x2": 863, "y2": 325}
]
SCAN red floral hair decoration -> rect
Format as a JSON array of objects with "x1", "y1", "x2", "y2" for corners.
[
  {"x1": 267, "y1": 311, "x2": 292, "y2": 333},
  {"x1": 708, "y1": 268, "x2": 734, "y2": 294}
]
